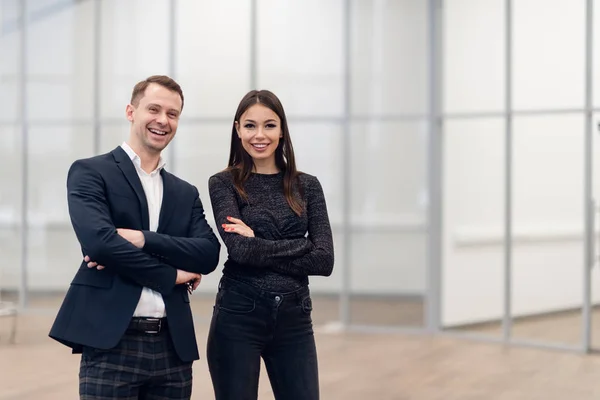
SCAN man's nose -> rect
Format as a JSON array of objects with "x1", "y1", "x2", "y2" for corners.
[{"x1": 156, "y1": 112, "x2": 168, "y2": 125}]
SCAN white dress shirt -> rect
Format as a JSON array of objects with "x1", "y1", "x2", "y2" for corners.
[{"x1": 121, "y1": 142, "x2": 167, "y2": 318}]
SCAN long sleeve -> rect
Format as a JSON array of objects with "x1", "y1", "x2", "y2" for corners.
[
  {"x1": 142, "y1": 187, "x2": 221, "y2": 275},
  {"x1": 67, "y1": 160, "x2": 177, "y2": 295},
  {"x1": 269, "y1": 176, "x2": 334, "y2": 277},
  {"x1": 208, "y1": 174, "x2": 314, "y2": 266}
]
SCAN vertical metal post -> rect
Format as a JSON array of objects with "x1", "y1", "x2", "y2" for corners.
[
  {"x1": 250, "y1": 0, "x2": 257, "y2": 90},
  {"x1": 340, "y1": 0, "x2": 352, "y2": 326},
  {"x1": 19, "y1": 0, "x2": 29, "y2": 309},
  {"x1": 502, "y1": 0, "x2": 513, "y2": 343},
  {"x1": 167, "y1": 0, "x2": 178, "y2": 171},
  {"x1": 426, "y1": 0, "x2": 443, "y2": 332},
  {"x1": 168, "y1": 0, "x2": 177, "y2": 82},
  {"x1": 583, "y1": 0, "x2": 593, "y2": 353},
  {"x1": 93, "y1": 0, "x2": 101, "y2": 155}
]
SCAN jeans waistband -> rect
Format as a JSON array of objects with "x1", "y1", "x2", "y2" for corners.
[{"x1": 218, "y1": 275, "x2": 310, "y2": 301}]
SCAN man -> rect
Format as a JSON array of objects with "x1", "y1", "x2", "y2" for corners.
[{"x1": 49, "y1": 75, "x2": 221, "y2": 399}]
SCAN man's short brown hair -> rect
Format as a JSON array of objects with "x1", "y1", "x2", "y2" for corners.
[{"x1": 130, "y1": 75, "x2": 184, "y2": 110}]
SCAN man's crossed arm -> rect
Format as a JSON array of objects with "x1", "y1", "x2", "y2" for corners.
[
  {"x1": 84, "y1": 229, "x2": 203, "y2": 292},
  {"x1": 67, "y1": 160, "x2": 219, "y2": 295}
]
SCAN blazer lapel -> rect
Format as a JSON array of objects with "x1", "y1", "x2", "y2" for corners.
[
  {"x1": 157, "y1": 169, "x2": 176, "y2": 233},
  {"x1": 111, "y1": 147, "x2": 150, "y2": 230}
]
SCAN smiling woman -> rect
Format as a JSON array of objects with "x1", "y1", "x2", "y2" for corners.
[
  {"x1": 235, "y1": 104, "x2": 282, "y2": 171},
  {"x1": 225, "y1": 90, "x2": 304, "y2": 216},
  {"x1": 206, "y1": 90, "x2": 334, "y2": 399}
]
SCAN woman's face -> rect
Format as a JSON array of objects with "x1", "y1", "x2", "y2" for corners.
[{"x1": 235, "y1": 103, "x2": 282, "y2": 165}]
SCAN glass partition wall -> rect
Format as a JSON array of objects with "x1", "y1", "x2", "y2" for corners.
[{"x1": 4, "y1": 0, "x2": 600, "y2": 353}]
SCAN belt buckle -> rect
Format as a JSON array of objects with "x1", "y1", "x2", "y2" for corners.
[{"x1": 144, "y1": 318, "x2": 161, "y2": 334}]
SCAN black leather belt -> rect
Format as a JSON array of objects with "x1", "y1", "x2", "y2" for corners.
[{"x1": 127, "y1": 317, "x2": 168, "y2": 334}]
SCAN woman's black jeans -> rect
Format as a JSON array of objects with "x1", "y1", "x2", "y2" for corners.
[{"x1": 206, "y1": 276, "x2": 319, "y2": 400}]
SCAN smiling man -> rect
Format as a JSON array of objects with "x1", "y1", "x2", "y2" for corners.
[{"x1": 49, "y1": 75, "x2": 221, "y2": 400}]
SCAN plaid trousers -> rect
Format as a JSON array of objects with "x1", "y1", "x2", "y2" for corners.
[{"x1": 79, "y1": 330, "x2": 193, "y2": 399}]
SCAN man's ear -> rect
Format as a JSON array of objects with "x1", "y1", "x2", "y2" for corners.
[{"x1": 125, "y1": 104, "x2": 135, "y2": 122}]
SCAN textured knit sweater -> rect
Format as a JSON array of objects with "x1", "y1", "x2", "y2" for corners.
[{"x1": 208, "y1": 170, "x2": 334, "y2": 292}]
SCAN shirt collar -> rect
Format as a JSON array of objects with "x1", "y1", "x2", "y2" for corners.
[{"x1": 121, "y1": 142, "x2": 166, "y2": 173}]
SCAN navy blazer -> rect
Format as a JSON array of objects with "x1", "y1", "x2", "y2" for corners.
[{"x1": 49, "y1": 146, "x2": 220, "y2": 362}]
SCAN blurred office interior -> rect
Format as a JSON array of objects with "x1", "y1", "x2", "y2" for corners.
[{"x1": 3, "y1": 0, "x2": 600, "y2": 367}]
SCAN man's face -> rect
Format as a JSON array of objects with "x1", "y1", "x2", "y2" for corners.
[{"x1": 126, "y1": 83, "x2": 182, "y2": 155}]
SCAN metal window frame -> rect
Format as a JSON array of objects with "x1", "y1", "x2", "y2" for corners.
[{"x1": 8, "y1": 0, "x2": 597, "y2": 355}]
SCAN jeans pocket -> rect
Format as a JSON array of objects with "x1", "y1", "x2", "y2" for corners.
[
  {"x1": 301, "y1": 295, "x2": 313, "y2": 314},
  {"x1": 218, "y1": 289, "x2": 256, "y2": 314}
]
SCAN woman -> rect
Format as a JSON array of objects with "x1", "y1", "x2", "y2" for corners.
[{"x1": 206, "y1": 89, "x2": 334, "y2": 400}]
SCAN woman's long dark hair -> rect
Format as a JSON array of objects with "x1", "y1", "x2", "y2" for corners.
[{"x1": 226, "y1": 90, "x2": 304, "y2": 216}]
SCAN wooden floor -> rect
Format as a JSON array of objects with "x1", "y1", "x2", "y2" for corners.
[{"x1": 3, "y1": 295, "x2": 600, "y2": 399}]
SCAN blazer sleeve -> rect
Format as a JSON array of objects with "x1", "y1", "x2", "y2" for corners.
[
  {"x1": 141, "y1": 186, "x2": 221, "y2": 275},
  {"x1": 67, "y1": 160, "x2": 177, "y2": 295}
]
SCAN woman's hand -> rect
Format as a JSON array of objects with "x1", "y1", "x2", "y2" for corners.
[{"x1": 222, "y1": 216, "x2": 255, "y2": 238}]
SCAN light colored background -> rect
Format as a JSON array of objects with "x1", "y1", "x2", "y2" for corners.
[{"x1": 2, "y1": 0, "x2": 600, "y2": 344}]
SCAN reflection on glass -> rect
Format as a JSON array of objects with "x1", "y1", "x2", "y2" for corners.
[
  {"x1": 257, "y1": 0, "x2": 344, "y2": 116},
  {"x1": 351, "y1": 0, "x2": 428, "y2": 116},
  {"x1": 348, "y1": 122, "x2": 427, "y2": 327},
  {"x1": 176, "y1": 0, "x2": 251, "y2": 118},
  {"x1": 0, "y1": 125, "x2": 22, "y2": 305},
  {"x1": 444, "y1": 0, "x2": 505, "y2": 113},
  {"x1": 513, "y1": 0, "x2": 584, "y2": 110},
  {"x1": 26, "y1": 125, "x2": 94, "y2": 295},
  {"x1": 100, "y1": 0, "x2": 170, "y2": 119},
  {"x1": 442, "y1": 118, "x2": 505, "y2": 337},
  {"x1": 27, "y1": 0, "x2": 94, "y2": 121},
  {"x1": 511, "y1": 115, "x2": 584, "y2": 346}
]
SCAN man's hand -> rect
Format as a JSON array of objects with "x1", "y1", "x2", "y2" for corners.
[
  {"x1": 117, "y1": 228, "x2": 145, "y2": 248},
  {"x1": 222, "y1": 216, "x2": 255, "y2": 237},
  {"x1": 85, "y1": 255, "x2": 105, "y2": 270},
  {"x1": 84, "y1": 229, "x2": 144, "y2": 270},
  {"x1": 176, "y1": 269, "x2": 202, "y2": 293},
  {"x1": 85, "y1": 256, "x2": 202, "y2": 293}
]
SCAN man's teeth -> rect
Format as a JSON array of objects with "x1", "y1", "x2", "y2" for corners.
[{"x1": 149, "y1": 128, "x2": 167, "y2": 136}]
